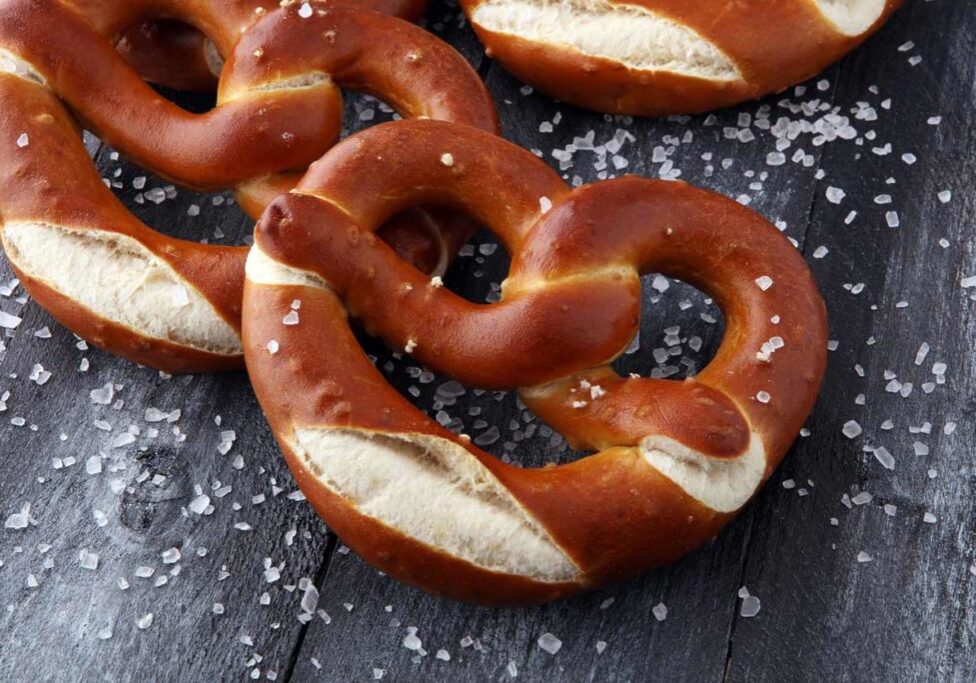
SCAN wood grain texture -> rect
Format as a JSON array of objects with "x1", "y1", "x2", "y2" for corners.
[{"x1": 0, "y1": 0, "x2": 973, "y2": 681}]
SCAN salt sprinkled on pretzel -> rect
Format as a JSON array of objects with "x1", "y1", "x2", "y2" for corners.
[
  {"x1": 242, "y1": 119, "x2": 828, "y2": 604},
  {"x1": 0, "y1": 0, "x2": 497, "y2": 372}
]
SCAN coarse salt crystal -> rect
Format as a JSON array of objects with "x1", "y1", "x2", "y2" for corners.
[
  {"x1": 0, "y1": 310, "x2": 21, "y2": 329},
  {"x1": 4, "y1": 503, "x2": 31, "y2": 529},
  {"x1": 537, "y1": 632, "x2": 562, "y2": 655},
  {"x1": 90, "y1": 383, "x2": 115, "y2": 405},
  {"x1": 842, "y1": 420, "x2": 862, "y2": 439},
  {"x1": 79, "y1": 549, "x2": 99, "y2": 570},
  {"x1": 872, "y1": 446, "x2": 895, "y2": 470},
  {"x1": 402, "y1": 627, "x2": 422, "y2": 651},
  {"x1": 189, "y1": 494, "x2": 210, "y2": 514},
  {"x1": 652, "y1": 603, "x2": 667, "y2": 621},
  {"x1": 740, "y1": 595, "x2": 761, "y2": 618}
]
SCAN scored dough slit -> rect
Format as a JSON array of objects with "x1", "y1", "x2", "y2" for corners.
[{"x1": 291, "y1": 426, "x2": 580, "y2": 582}]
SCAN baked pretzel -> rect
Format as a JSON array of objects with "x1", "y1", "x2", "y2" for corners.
[
  {"x1": 0, "y1": 0, "x2": 497, "y2": 372},
  {"x1": 108, "y1": 0, "x2": 428, "y2": 92},
  {"x1": 242, "y1": 119, "x2": 828, "y2": 605},
  {"x1": 461, "y1": 0, "x2": 902, "y2": 115}
]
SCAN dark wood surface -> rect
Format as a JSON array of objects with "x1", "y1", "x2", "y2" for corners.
[{"x1": 1, "y1": 0, "x2": 974, "y2": 680}]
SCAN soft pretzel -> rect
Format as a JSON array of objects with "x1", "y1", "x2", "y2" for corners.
[
  {"x1": 0, "y1": 0, "x2": 497, "y2": 372},
  {"x1": 242, "y1": 119, "x2": 828, "y2": 605},
  {"x1": 460, "y1": 0, "x2": 902, "y2": 115},
  {"x1": 107, "y1": 0, "x2": 429, "y2": 92}
]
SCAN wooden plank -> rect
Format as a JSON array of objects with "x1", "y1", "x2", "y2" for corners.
[
  {"x1": 0, "y1": 146, "x2": 329, "y2": 681},
  {"x1": 726, "y1": 1, "x2": 976, "y2": 680},
  {"x1": 0, "y1": 0, "x2": 972, "y2": 680}
]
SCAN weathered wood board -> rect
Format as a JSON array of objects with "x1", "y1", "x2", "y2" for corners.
[{"x1": 0, "y1": 0, "x2": 972, "y2": 681}]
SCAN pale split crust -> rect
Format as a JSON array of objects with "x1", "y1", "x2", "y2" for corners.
[{"x1": 463, "y1": 0, "x2": 902, "y2": 115}]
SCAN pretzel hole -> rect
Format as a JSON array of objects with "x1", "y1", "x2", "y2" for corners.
[
  {"x1": 89, "y1": 143, "x2": 249, "y2": 245},
  {"x1": 116, "y1": 19, "x2": 224, "y2": 98},
  {"x1": 338, "y1": 93, "x2": 492, "y2": 277},
  {"x1": 611, "y1": 274, "x2": 724, "y2": 380}
]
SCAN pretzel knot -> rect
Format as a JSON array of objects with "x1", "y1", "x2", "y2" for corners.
[
  {"x1": 243, "y1": 119, "x2": 829, "y2": 605},
  {"x1": 0, "y1": 0, "x2": 497, "y2": 372}
]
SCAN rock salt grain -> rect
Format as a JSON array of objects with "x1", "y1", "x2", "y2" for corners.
[
  {"x1": 402, "y1": 627, "x2": 422, "y2": 651},
  {"x1": 537, "y1": 632, "x2": 562, "y2": 655},
  {"x1": 79, "y1": 549, "x2": 99, "y2": 570},
  {"x1": 740, "y1": 595, "x2": 761, "y2": 618},
  {"x1": 826, "y1": 186, "x2": 846, "y2": 204}
]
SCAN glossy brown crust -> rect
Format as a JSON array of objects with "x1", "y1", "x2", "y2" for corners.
[
  {"x1": 460, "y1": 0, "x2": 902, "y2": 115},
  {"x1": 242, "y1": 120, "x2": 828, "y2": 604},
  {"x1": 112, "y1": 0, "x2": 430, "y2": 92},
  {"x1": 0, "y1": 0, "x2": 497, "y2": 372}
]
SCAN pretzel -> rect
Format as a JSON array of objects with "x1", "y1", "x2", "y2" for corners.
[
  {"x1": 242, "y1": 119, "x2": 828, "y2": 605},
  {"x1": 108, "y1": 0, "x2": 429, "y2": 92},
  {"x1": 0, "y1": 0, "x2": 497, "y2": 372},
  {"x1": 460, "y1": 0, "x2": 902, "y2": 116}
]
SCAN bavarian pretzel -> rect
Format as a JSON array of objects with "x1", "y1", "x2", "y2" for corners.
[
  {"x1": 242, "y1": 119, "x2": 828, "y2": 605},
  {"x1": 108, "y1": 0, "x2": 429, "y2": 92},
  {"x1": 461, "y1": 0, "x2": 902, "y2": 116},
  {"x1": 0, "y1": 0, "x2": 497, "y2": 372}
]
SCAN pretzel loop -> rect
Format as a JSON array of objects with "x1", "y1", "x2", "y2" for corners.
[
  {"x1": 0, "y1": 0, "x2": 498, "y2": 372},
  {"x1": 104, "y1": 0, "x2": 429, "y2": 92},
  {"x1": 242, "y1": 120, "x2": 828, "y2": 604}
]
